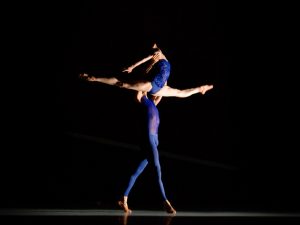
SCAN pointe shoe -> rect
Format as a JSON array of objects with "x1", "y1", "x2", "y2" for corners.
[
  {"x1": 163, "y1": 200, "x2": 176, "y2": 215},
  {"x1": 118, "y1": 198, "x2": 132, "y2": 214}
]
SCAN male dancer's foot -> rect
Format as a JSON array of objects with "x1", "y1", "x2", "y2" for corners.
[
  {"x1": 163, "y1": 200, "x2": 176, "y2": 215},
  {"x1": 118, "y1": 196, "x2": 132, "y2": 214}
]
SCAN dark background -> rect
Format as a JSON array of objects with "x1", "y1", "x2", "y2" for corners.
[{"x1": 2, "y1": 2, "x2": 298, "y2": 212}]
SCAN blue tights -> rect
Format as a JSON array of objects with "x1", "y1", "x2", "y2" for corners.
[{"x1": 123, "y1": 134, "x2": 167, "y2": 200}]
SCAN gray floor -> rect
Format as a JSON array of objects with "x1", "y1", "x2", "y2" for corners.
[
  {"x1": 1, "y1": 208, "x2": 300, "y2": 217},
  {"x1": 1, "y1": 209, "x2": 300, "y2": 225}
]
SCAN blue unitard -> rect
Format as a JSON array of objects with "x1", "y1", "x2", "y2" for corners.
[
  {"x1": 123, "y1": 95, "x2": 168, "y2": 200},
  {"x1": 148, "y1": 59, "x2": 171, "y2": 95}
]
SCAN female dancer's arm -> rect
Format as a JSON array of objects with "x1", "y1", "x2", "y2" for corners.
[
  {"x1": 122, "y1": 55, "x2": 153, "y2": 73},
  {"x1": 122, "y1": 48, "x2": 161, "y2": 73}
]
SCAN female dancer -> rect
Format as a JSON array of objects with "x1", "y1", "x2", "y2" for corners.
[{"x1": 79, "y1": 43, "x2": 213, "y2": 98}]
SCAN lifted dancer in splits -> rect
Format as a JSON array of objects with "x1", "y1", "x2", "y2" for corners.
[{"x1": 79, "y1": 43, "x2": 213, "y2": 99}]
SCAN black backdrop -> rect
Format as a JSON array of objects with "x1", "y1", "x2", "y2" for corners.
[{"x1": 2, "y1": 2, "x2": 299, "y2": 212}]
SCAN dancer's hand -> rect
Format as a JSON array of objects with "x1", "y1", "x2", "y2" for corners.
[{"x1": 122, "y1": 67, "x2": 133, "y2": 73}]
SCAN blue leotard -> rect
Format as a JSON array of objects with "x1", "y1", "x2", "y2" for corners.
[{"x1": 148, "y1": 59, "x2": 171, "y2": 95}]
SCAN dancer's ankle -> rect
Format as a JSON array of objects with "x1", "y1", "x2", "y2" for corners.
[
  {"x1": 163, "y1": 200, "x2": 176, "y2": 215},
  {"x1": 118, "y1": 196, "x2": 132, "y2": 213}
]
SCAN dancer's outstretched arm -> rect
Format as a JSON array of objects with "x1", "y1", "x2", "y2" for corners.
[
  {"x1": 122, "y1": 55, "x2": 153, "y2": 73},
  {"x1": 122, "y1": 48, "x2": 161, "y2": 73}
]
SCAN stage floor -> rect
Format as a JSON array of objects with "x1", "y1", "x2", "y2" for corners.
[{"x1": 1, "y1": 209, "x2": 300, "y2": 225}]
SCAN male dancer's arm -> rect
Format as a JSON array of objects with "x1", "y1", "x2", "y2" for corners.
[{"x1": 152, "y1": 95, "x2": 163, "y2": 106}]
